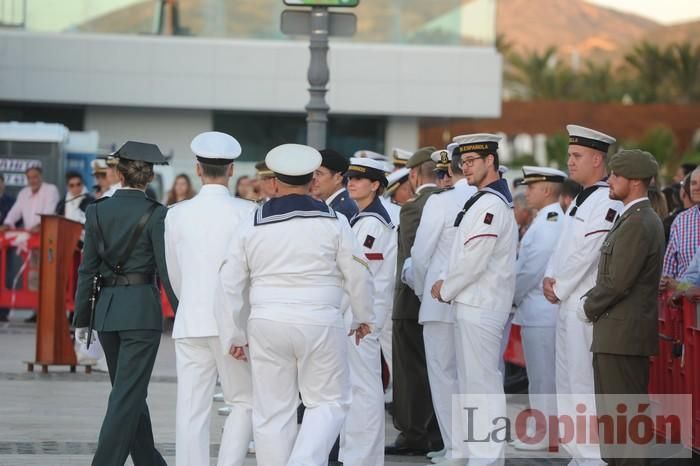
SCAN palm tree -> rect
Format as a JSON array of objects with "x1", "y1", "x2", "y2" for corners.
[
  {"x1": 506, "y1": 47, "x2": 562, "y2": 99},
  {"x1": 578, "y1": 61, "x2": 622, "y2": 103},
  {"x1": 667, "y1": 42, "x2": 700, "y2": 103},
  {"x1": 624, "y1": 42, "x2": 673, "y2": 103}
]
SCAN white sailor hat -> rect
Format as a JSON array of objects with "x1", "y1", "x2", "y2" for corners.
[
  {"x1": 392, "y1": 148, "x2": 413, "y2": 166},
  {"x1": 346, "y1": 157, "x2": 389, "y2": 187},
  {"x1": 431, "y1": 149, "x2": 451, "y2": 171},
  {"x1": 354, "y1": 150, "x2": 388, "y2": 162},
  {"x1": 520, "y1": 166, "x2": 567, "y2": 185},
  {"x1": 452, "y1": 133, "x2": 501, "y2": 156},
  {"x1": 498, "y1": 165, "x2": 509, "y2": 175},
  {"x1": 91, "y1": 158, "x2": 108, "y2": 174},
  {"x1": 566, "y1": 125, "x2": 616, "y2": 153},
  {"x1": 191, "y1": 131, "x2": 241, "y2": 165},
  {"x1": 446, "y1": 142, "x2": 458, "y2": 157},
  {"x1": 265, "y1": 143, "x2": 322, "y2": 185}
]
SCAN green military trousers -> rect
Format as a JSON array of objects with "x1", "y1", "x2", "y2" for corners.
[{"x1": 93, "y1": 329, "x2": 166, "y2": 466}]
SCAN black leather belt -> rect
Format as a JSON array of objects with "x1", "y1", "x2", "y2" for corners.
[{"x1": 101, "y1": 273, "x2": 156, "y2": 287}]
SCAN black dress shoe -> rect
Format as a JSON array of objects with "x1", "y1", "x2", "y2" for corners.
[
  {"x1": 384, "y1": 442, "x2": 431, "y2": 456},
  {"x1": 24, "y1": 313, "x2": 36, "y2": 323}
]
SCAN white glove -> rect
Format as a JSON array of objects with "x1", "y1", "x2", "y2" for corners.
[
  {"x1": 75, "y1": 327, "x2": 94, "y2": 345},
  {"x1": 576, "y1": 305, "x2": 592, "y2": 325},
  {"x1": 401, "y1": 257, "x2": 415, "y2": 290}
]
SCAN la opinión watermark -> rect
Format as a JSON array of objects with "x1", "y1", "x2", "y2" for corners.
[{"x1": 450, "y1": 394, "x2": 692, "y2": 459}]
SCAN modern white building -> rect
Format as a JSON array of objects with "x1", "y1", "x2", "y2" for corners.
[{"x1": 0, "y1": 0, "x2": 501, "y2": 184}]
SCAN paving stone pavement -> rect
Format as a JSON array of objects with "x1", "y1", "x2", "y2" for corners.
[{"x1": 0, "y1": 320, "x2": 577, "y2": 465}]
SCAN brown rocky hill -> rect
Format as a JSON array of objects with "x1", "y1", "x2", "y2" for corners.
[
  {"x1": 641, "y1": 19, "x2": 700, "y2": 47},
  {"x1": 77, "y1": 0, "x2": 697, "y2": 60}
]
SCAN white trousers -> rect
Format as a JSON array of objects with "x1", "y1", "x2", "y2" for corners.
[
  {"x1": 453, "y1": 305, "x2": 508, "y2": 466},
  {"x1": 174, "y1": 336, "x2": 252, "y2": 466},
  {"x1": 339, "y1": 332, "x2": 385, "y2": 466},
  {"x1": 555, "y1": 301, "x2": 604, "y2": 466},
  {"x1": 248, "y1": 319, "x2": 350, "y2": 466},
  {"x1": 521, "y1": 325, "x2": 556, "y2": 435},
  {"x1": 423, "y1": 321, "x2": 459, "y2": 459},
  {"x1": 379, "y1": 318, "x2": 393, "y2": 402},
  {"x1": 498, "y1": 313, "x2": 514, "y2": 379}
]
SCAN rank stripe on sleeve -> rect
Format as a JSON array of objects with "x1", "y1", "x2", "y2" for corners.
[
  {"x1": 464, "y1": 233, "x2": 498, "y2": 245},
  {"x1": 584, "y1": 229, "x2": 610, "y2": 237}
]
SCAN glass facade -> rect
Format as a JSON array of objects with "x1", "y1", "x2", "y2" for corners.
[
  {"x1": 9, "y1": 0, "x2": 496, "y2": 46},
  {"x1": 213, "y1": 111, "x2": 386, "y2": 162}
]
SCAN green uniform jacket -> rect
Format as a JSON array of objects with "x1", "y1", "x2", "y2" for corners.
[
  {"x1": 73, "y1": 190, "x2": 178, "y2": 331},
  {"x1": 584, "y1": 200, "x2": 665, "y2": 356},
  {"x1": 392, "y1": 186, "x2": 442, "y2": 320}
]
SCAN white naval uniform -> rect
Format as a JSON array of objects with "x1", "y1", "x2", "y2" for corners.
[
  {"x1": 379, "y1": 195, "x2": 400, "y2": 402},
  {"x1": 512, "y1": 201, "x2": 564, "y2": 439},
  {"x1": 545, "y1": 182, "x2": 622, "y2": 465},
  {"x1": 164, "y1": 184, "x2": 256, "y2": 466},
  {"x1": 439, "y1": 181, "x2": 518, "y2": 464},
  {"x1": 216, "y1": 195, "x2": 374, "y2": 466},
  {"x1": 411, "y1": 178, "x2": 476, "y2": 460},
  {"x1": 339, "y1": 197, "x2": 397, "y2": 466}
]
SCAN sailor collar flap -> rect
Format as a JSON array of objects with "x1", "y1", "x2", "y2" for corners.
[
  {"x1": 350, "y1": 196, "x2": 394, "y2": 229},
  {"x1": 481, "y1": 178, "x2": 513, "y2": 208},
  {"x1": 254, "y1": 194, "x2": 337, "y2": 226},
  {"x1": 569, "y1": 179, "x2": 608, "y2": 216}
]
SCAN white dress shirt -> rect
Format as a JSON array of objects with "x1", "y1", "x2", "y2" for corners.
[
  {"x1": 545, "y1": 185, "x2": 623, "y2": 304},
  {"x1": 3, "y1": 182, "x2": 59, "y2": 230},
  {"x1": 165, "y1": 184, "x2": 257, "y2": 339},
  {"x1": 513, "y1": 202, "x2": 564, "y2": 327},
  {"x1": 412, "y1": 178, "x2": 477, "y2": 323}
]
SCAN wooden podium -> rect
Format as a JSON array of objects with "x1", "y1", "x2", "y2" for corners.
[{"x1": 27, "y1": 215, "x2": 88, "y2": 373}]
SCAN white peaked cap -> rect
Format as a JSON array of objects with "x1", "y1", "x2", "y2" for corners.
[
  {"x1": 354, "y1": 150, "x2": 389, "y2": 162},
  {"x1": 521, "y1": 166, "x2": 567, "y2": 184},
  {"x1": 349, "y1": 157, "x2": 388, "y2": 172},
  {"x1": 191, "y1": 131, "x2": 242, "y2": 161}
]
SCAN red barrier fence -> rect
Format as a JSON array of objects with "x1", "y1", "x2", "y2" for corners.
[
  {"x1": 0, "y1": 230, "x2": 173, "y2": 318},
  {"x1": 650, "y1": 292, "x2": 700, "y2": 452}
]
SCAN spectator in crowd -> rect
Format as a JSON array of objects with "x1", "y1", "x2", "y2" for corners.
[
  {"x1": 0, "y1": 175, "x2": 14, "y2": 224},
  {"x1": 663, "y1": 173, "x2": 693, "y2": 242},
  {"x1": 255, "y1": 161, "x2": 276, "y2": 202},
  {"x1": 0, "y1": 174, "x2": 16, "y2": 322},
  {"x1": 92, "y1": 159, "x2": 111, "y2": 199},
  {"x1": 559, "y1": 178, "x2": 582, "y2": 213},
  {"x1": 234, "y1": 175, "x2": 254, "y2": 199},
  {"x1": 1, "y1": 166, "x2": 59, "y2": 232},
  {"x1": 647, "y1": 185, "x2": 669, "y2": 224},
  {"x1": 166, "y1": 174, "x2": 196, "y2": 206},
  {"x1": 55, "y1": 172, "x2": 94, "y2": 224},
  {"x1": 1, "y1": 166, "x2": 59, "y2": 323},
  {"x1": 673, "y1": 162, "x2": 697, "y2": 183},
  {"x1": 513, "y1": 193, "x2": 535, "y2": 240},
  {"x1": 661, "y1": 168, "x2": 700, "y2": 287}
]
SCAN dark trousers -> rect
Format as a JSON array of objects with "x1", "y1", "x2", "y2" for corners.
[
  {"x1": 593, "y1": 352, "x2": 650, "y2": 466},
  {"x1": 391, "y1": 319, "x2": 442, "y2": 449},
  {"x1": 94, "y1": 330, "x2": 166, "y2": 466}
]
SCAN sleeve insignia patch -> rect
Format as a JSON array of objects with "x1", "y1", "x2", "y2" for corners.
[
  {"x1": 605, "y1": 208, "x2": 616, "y2": 222},
  {"x1": 364, "y1": 235, "x2": 376, "y2": 249},
  {"x1": 484, "y1": 213, "x2": 494, "y2": 225}
]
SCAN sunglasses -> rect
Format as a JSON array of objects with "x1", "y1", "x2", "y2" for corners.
[{"x1": 436, "y1": 171, "x2": 451, "y2": 180}]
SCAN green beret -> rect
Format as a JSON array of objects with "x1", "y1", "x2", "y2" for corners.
[
  {"x1": 609, "y1": 149, "x2": 658, "y2": 179},
  {"x1": 406, "y1": 146, "x2": 437, "y2": 169}
]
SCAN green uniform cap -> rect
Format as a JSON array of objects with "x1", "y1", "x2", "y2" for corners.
[
  {"x1": 109, "y1": 141, "x2": 169, "y2": 165},
  {"x1": 609, "y1": 149, "x2": 658, "y2": 179},
  {"x1": 406, "y1": 146, "x2": 437, "y2": 169}
]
